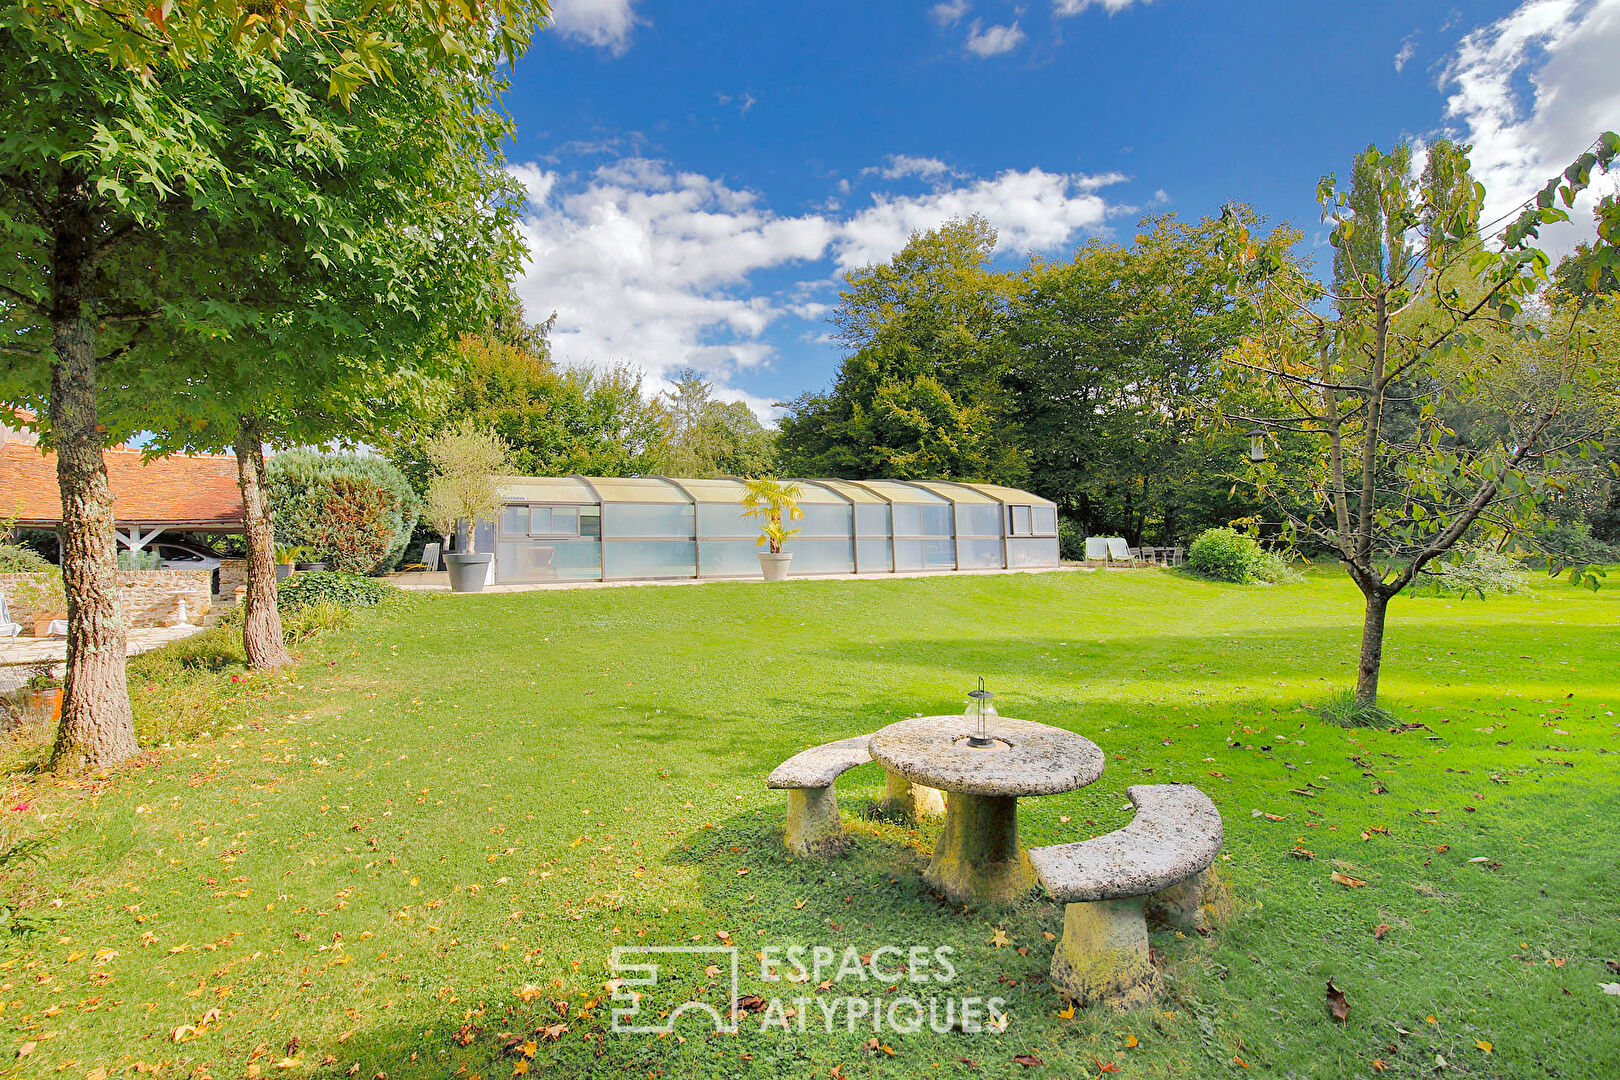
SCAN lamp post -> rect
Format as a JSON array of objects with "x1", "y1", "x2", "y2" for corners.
[{"x1": 965, "y1": 676, "x2": 998, "y2": 748}]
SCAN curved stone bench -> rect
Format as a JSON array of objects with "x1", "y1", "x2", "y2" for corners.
[
  {"x1": 767, "y1": 737, "x2": 873, "y2": 856},
  {"x1": 1029, "y1": 784, "x2": 1223, "y2": 1007}
]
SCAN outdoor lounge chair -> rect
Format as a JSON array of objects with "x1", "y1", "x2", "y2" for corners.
[
  {"x1": 0, "y1": 594, "x2": 19, "y2": 639},
  {"x1": 1083, "y1": 537, "x2": 1109, "y2": 565},
  {"x1": 1105, "y1": 537, "x2": 1140, "y2": 566}
]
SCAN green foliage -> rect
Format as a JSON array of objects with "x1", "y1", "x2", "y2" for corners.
[
  {"x1": 1411, "y1": 545, "x2": 1531, "y2": 599},
  {"x1": 1057, "y1": 519, "x2": 1085, "y2": 561},
  {"x1": 1316, "y1": 689, "x2": 1397, "y2": 729},
  {"x1": 281, "y1": 601, "x2": 354, "y2": 643},
  {"x1": 660, "y1": 368, "x2": 776, "y2": 477},
  {"x1": 0, "y1": 543, "x2": 49, "y2": 572},
  {"x1": 384, "y1": 323, "x2": 672, "y2": 489},
  {"x1": 779, "y1": 216, "x2": 1025, "y2": 483},
  {"x1": 265, "y1": 451, "x2": 420, "y2": 574},
  {"x1": 1187, "y1": 527, "x2": 1266, "y2": 583},
  {"x1": 276, "y1": 570, "x2": 389, "y2": 614}
]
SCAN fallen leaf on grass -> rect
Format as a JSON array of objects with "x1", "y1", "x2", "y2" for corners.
[
  {"x1": 1233, "y1": 1056, "x2": 1250, "y2": 1068},
  {"x1": 1599, "y1": 983, "x2": 1620, "y2": 996},
  {"x1": 16, "y1": 1043, "x2": 34, "y2": 1058},
  {"x1": 1374, "y1": 923, "x2": 1390, "y2": 940},
  {"x1": 1371, "y1": 1059, "x2": 1387, "y2": 1072},
  {"x1": 1096, "y1": 1059, "x2": 1120, "y2": 1073},
  {"x1": 1013, "y1": 1054, "x2": 1044, "y2": 1067},
  {"x1": 989, "y1": 929, "x2": 1010, "y2": 948},
  {"x1": 1326, "y1": 980, "x2": 1349, "y2": 1022},
  {"x1": 1123, "y1": 1034, "x2": 1139, "y2": 1048},
  {"x1": 1331, "y1": 872, "x2": 1367, "y2": 888},
  {"x1": 1475, "y1": 1040, "x2": 1492, "y2": 1053},
  {"x1": 516, "y1": 984, "x2": 542, "y2": 1002},
  {"x1": 1055, "y1": 1004, "x2": 1075, "y2": 1019}
]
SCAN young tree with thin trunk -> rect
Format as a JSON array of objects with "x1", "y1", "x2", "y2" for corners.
[
  {"x1": 0, "y1": 1, "x2": 545, "y2": 766},
  {"x1": 1219, "y1": 134, "x2": 1620, "y2": 707}
]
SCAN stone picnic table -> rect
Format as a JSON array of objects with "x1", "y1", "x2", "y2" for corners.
[{"x1": 867, "y1": 715, "x2": 1105, "y2": 905}]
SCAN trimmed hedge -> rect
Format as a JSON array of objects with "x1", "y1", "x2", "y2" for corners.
[
  {"x1": 266, "y1": 451, "x2": 421, "y2": 575},
  {"x1": 277, "y1": 570, "x2": 390, "y2": 613}
]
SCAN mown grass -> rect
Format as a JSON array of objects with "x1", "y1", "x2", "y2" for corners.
[{"x1": 1, "y1": 567, "x2": 1618, "y2": 1079}]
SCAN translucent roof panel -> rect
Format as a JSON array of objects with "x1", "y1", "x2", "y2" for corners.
[
  {"x1": 855, "y1": 480, "x2": 950, "y2": 504},
  {"x1": 497, "y1": 477, "x2": 599, "y2": 503},
  {"x1": 671, "y1": 478, "x2": 750, "y2": 503},
  {"x1": 814, "y1": 479, "x2": 889, "y2": 504},
  {"x1": 586, "y1": 477, "x2": 691, "y2": 503},
  {"x1": 784, "y1": 480, "x2": 851, "y2": 505},
  {"x1": 962, "y1": 483, "x2": 1057, "y2": 507},
  {"x1": 913, "y1": 481, "x2": 998, "y2": 504}
]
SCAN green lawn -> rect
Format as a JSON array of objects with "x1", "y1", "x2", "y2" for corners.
[{"x1": 3, "y1": 568, "x2": 1619, "y2": 1079}]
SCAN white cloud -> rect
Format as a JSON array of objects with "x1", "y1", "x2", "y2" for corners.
[
  {"x1": 1441, "y1": 0, "x2": 1620, "y2": 249},
  {"x1": 833, "y1": 168, "x2": 1122, "y2": 269},
  {"x1": 864, "y1": 154, "x2": 961, "y2": 182},
  {"x1": 548, "y1": 0, "x2": 641, "y2": 55},
  {"x1": 1394, "y1": 39, "x2": 1417, "y2": 72},
  {"x1": 508, "y1": 160, "x2": 1126, "y2": 404},
  {"x1": 931, "y1": 0, "x2": 971, "y2": 26},
  {"x1": 964, "y1": 20, "x2": 1026, "y2": 56},
  {"x1": 1054, "y1": 0, "x2": 1152, "y2": 15}
]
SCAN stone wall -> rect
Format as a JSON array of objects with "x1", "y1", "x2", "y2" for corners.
[
  {"x1": 217, "y1": 557, "x2": 249, "y2": 596},
  {"x1": 0, "y1": 569, "x2": 213, "y2": 633}
]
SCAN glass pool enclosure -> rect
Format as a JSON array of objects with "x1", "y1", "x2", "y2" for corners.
[{"x1": 473, "y1": 477, "x2": 1061, "y2": 584}]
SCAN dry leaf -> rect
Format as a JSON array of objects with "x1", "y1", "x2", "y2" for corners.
[
  {"x1": 517, "y1": 983, "x2": 542, "y2": 1002},
  {"x1": 1374, "y1": 923, "x2": 1390, "y2": 940},
  {"x1": 1474, "y1": 1040, "x2": 1492, "y2": 1053},
  {"x1": 1013, "y1": 1054, "x2": 1044, "y2": 1067},
  {"x1": 1326, "y1": 979, "x2": 1349, "y2": 1022},
  {"x1": 1055, "y1": 1004, "x2": 1075, "y2": 1019},
  {"x1": 1123, "y1": 1034, "x2": 1139, "y2": 1048},
  {"x1": 1331, "y1": 871, "x2": 1367, "y2": 888},
  {"x1": 989, "y1": 929, "x2": 1010, "y2": 948}
]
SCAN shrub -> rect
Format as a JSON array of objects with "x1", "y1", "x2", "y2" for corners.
[
  {"x1": 266, "y1": 451, "x2": 421, "y2": 574},
  {"x1": 277, "y1": 570, "x2": 389, "y2": 613},
  {"x1": 1058, "y1": 519, "x2": 1084, "y2": 561},
  {"x1": 1411, "y1": 546, "x2": 1530, "y2": 599},
  {"x1": 1251, "y1": 549, "x2": 1304, "y2": 585},
  {"x1": 0, "y1": 544, "x2": 49, "y2": 572},
  {"x1": 1187, "y1": 527, "x2": 1264, "y2": 582}
]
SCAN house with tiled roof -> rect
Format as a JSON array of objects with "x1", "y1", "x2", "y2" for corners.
[{"x1": 1, "y1": 407, "x2": 243, "y2": 549}]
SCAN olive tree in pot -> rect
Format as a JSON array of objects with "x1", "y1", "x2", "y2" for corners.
[
  {"x1": 741, "y1": 477, "x2": 804, "y2": 582},
  {"x1": 423, "y1": 422, "x2": 511, "y2": 593}
]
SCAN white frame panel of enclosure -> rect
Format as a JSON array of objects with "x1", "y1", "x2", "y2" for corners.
[
  {"x1": 815, "y1": 479, "x2": 894, "y2": 574},
  {"x1": 846, "y1": 480, "x2": 957, "y2": 573}
]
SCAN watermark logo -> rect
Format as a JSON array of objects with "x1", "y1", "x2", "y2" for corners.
[
  {"x1": 610, "y1": 946, "x2": 741, "y2": 1035},
  {"x1": 608, "y1": 943, "x2": 1007, "y2": 1036}
]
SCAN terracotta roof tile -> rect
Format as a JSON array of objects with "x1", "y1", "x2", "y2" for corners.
[{"x1": 0, "y1": 442, "x2": 243, "y2": 529}]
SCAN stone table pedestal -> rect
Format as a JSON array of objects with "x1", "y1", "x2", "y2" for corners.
[{"x1": 868, "y1": 716, "x2": 1104, "y2": 907}]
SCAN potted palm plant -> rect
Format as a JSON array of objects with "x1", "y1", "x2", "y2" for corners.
[
  {"x1": 423, "y1": 422, "x2": 512, "y2": 593},
  {"x1": 741, "y1": 477, "x2": 804, "y2": 582}
]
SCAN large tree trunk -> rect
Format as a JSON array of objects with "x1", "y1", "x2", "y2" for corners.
[
  {"x1": 233, "y1": 417, "x2": 292, "y2": 668},
  {"x1": 46, "y1": 175, "x2": 138, "y2": 771},
  {"x1": 1354, "y1": 587, "x2": 1390, "y2": 706}
]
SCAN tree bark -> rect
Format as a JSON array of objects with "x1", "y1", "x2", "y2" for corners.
[
  {"x1": 1354, "y1": 587, "x2": 1390, "y2": 706},
  {"x1": 234, "y1": 416, "x2": 293, "y2": 668},
  {"x1": 46, "y1": 174, "x2": 138, "y2": 771}
]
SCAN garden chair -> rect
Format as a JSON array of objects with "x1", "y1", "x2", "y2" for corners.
[
  {"x1": 1105, "y1": 537, "x2": 1140, "y2": 565},
  {"x1": 0, "y1": 593, "x2": 19, "y2": 639},
  {"x1": 1083, "y1": 537, "x2": 1109, "y2": 565}
]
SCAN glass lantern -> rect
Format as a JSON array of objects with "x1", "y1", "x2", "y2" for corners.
[
  {"x1": 1247, "y1": 429, "x2": 1267, "y2": 462},
  {"x1": 965, "y1": 676, "x2": 998, "y2": 748}
]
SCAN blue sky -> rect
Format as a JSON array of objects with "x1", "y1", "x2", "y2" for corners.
[{"x1": 503, "y1": 0, "x2": 1620, "y2": 415}]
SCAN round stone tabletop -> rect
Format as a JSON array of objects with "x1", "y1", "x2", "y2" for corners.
[{"x1": 868, "y1": 715, "x2": 1105, "y2": 797}]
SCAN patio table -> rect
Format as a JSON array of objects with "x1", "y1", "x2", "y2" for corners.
[{"x1": 868, "y1": 716, "x2": 1105, "y2": 906}]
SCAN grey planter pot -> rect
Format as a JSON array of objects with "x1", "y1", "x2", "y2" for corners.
[
  {"x1": 275, "y1": 564, "x2": 294, "y2": 582},
  {"x1": 296, "y1": 561, "x2": 326, "y2": 572},
  {"x1": 445, "y1": 551, "x2": 493, "y2": 593},
  {"x1": 758, "y1": 551, "x2": 793, "y2": 582}
]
